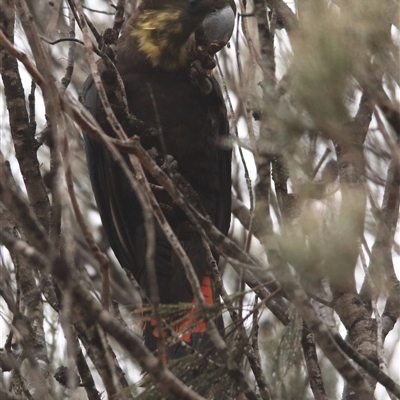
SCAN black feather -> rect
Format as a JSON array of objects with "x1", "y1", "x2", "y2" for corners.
[{"x1": 83, "y1": 1, "x2": 232, "y2": 357}]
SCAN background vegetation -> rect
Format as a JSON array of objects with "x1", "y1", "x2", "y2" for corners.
[{"x1": 0, "y1": 0, "x2": 399, "y2": 399}]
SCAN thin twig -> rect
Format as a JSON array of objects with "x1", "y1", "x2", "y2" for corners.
[
  {"x1": 41, "y1": 36, "x2": 83, "y2": 46},
  {"x1": 61, "y1": 123, "x2": 111, "y2": 309},
  {"x1": 60, "y1": 7, "x2": 76, "y2": 92},
  {"x1": 301, "y1": 322, "x2": 328, "y2": 400},
  {"x1": 311, "y1": 148, "x2": 332, "y2": 179},
  {"x1": 128, "y1": 157, "x2": 166, "y2": 366},
  {"x1": 112, "y1": 0, "x2": 126, "y2": 35}
]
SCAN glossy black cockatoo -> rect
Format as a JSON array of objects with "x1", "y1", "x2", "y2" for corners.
[{"x1": 83, "y1": 0, "x2": 234, "y2": 358}]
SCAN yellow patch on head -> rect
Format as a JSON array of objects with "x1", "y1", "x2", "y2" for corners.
[{"x1": 131, "y1": 10, "x2": 190, "y2": 70}]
